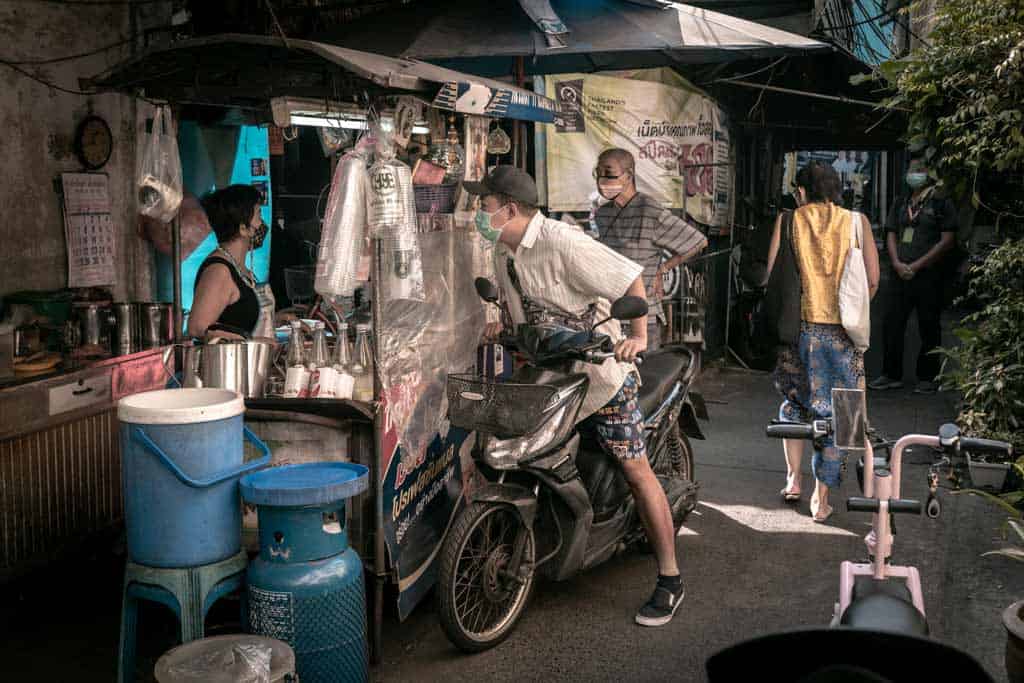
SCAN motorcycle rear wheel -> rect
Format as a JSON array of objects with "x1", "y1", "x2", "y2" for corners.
[{"x1": 437, "y1": 502, "x2": 536, "y2": 653}]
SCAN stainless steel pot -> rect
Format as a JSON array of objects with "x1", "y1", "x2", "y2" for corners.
[
  {"x1": 136, "y1": 302, "x2": 173, "y2": 349},
  {"x1": 110, "y1": 303, "x2": 136, "y2": 356},
  {"x1": 182, "y1": 341, "x2": 275, "y2": 398},
  {"x1": 73, "y1": 302, "x2": 109, "y2": 348}
]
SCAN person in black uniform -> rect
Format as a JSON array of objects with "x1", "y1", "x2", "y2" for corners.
[
  {"x1": 188, "y1": 185, "x2": 267, "y2": 340},
  {"x1": 869, "y1": 155, "x2": 957, "y2": 394}
]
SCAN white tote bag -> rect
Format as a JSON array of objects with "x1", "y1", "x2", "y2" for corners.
[{"x1": 839, "y1": 212, "x2": 871, "y2": 351}]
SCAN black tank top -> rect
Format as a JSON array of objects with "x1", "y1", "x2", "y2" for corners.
[{"x1": 194, "y1": 256, "x2": 260, "y2": 336}]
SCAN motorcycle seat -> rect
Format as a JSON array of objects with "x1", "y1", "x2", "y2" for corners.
[
  {"x1": 840, "y1": 592, "x2": 929, "y2": 636},
  {"x1": 637, "y1": 346, "x2": 693, "y2": 417}
]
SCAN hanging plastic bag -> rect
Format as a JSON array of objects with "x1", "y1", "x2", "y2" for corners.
[{"x1": 137, "y1": 105, "x2": 183, "y2": 223}]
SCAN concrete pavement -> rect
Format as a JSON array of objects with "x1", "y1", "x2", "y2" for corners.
[{"x1": 373, "y1": 366, "x2": 1023, "y2": 682}]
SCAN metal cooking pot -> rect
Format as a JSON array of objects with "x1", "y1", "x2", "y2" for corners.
[
  {"x1": 136, "y1": 302, "x2": 173, "y2": 349},
  {"x1": 182, "y1": 341, "x2": 275, "y2": 398}
]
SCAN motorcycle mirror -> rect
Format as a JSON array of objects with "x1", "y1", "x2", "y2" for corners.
[
  {"x1": 474, "y1": 277, "x2": 500, "y2": 304},
  {"x1": 610, "y1": 296, "x2": 648, "y2": 321}
]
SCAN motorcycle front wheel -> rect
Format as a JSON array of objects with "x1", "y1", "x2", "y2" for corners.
[{"x1": 437, "y1": 502, "x2": 536, "y2": 653}]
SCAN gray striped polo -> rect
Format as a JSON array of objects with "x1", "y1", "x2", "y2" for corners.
[{"x1": 595, "y1": 193, "x2": 707, "y2": 319}]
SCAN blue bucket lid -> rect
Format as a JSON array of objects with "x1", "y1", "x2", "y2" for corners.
[{"x1": 240, "y1": 462, "x2": 369, "y2": 507}]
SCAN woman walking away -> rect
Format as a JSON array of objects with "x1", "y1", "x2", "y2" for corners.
[{"x1": 765, "y1": 162, "x2": 880, "y2": 522}]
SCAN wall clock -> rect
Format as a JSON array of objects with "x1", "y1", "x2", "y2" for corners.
[{"x1": 73, "y1": 115, "x2": 113, "y2": 170}]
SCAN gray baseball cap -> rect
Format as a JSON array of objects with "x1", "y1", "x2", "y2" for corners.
[{"x1": 463, "y1": 165, "x2": 539, "y2": 206}]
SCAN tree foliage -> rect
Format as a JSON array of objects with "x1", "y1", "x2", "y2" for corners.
[{"x1": 875, "y1": 0, "x2": 1024, "y2": 221}]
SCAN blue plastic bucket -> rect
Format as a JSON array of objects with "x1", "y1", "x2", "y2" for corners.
[{"x1": 118, "y1": 388, "x2": 271, "y2": 567}]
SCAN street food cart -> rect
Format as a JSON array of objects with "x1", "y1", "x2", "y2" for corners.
[{"x1": 89, "y1": 32, "x2": 560, "y2": 658}]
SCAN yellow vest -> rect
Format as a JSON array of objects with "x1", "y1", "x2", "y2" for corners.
[{"x1": 791, "y1": 203, "x2": 852, "y2": 325}]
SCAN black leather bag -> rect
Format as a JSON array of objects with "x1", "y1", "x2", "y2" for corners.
[{"x1": 761, "y1": 211, "x2": 802, "y2": 346}]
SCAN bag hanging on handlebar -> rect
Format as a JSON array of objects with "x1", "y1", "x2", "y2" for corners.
[{"x1": 762, "y1": 211, "x2": 802, "y2": 346}]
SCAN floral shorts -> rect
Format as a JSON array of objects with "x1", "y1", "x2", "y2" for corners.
[{"x1": 581, "y1": 373, "x2": 647, "y2": 461}]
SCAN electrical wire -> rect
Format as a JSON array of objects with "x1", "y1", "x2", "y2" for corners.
[
  {"x1": 707, "y1": 56, "x2": 787, "y2": 85},
  {"x1": 0, "y1": 59, "x2": 97, "y2": 96},
  {"x1": 3, "y1": 37, "x2": 133, "y2": 65},
  {"x1": 3, "y1": 0, "x2": 166, "y2": 5}
]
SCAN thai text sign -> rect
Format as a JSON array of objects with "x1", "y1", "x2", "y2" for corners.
[{"x1": 544, "y1": 72, "x2": 731, "y2": 226}]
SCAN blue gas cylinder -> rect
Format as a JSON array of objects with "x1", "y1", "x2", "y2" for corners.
[{"x1": 241, "y1": 463, "x2": 369, "y2": 683}]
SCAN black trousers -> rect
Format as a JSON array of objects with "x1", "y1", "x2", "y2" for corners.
[{"x1": 881, "y1": 266, "x2": 943, "y2": 382}]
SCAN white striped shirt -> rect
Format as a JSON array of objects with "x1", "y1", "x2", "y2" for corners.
[{"x1": 495, "y1": 212, "x2": 644, "y2": 420}]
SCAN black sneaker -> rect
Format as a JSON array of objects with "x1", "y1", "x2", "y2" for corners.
[{"x1": 635, "y1": 578, "x2": 685, "y2": 627}]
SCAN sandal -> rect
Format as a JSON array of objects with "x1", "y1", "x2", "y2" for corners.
[
  {"x1": 780, "y1": 486, "x2": 801, "y2": 502},
  {"x1": 812, "y1": 504, "x2": 834, "y2": 523}
]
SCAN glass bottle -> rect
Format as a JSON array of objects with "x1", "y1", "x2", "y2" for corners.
[
  {"x1": 286, "y1": 321, "x2": 306, "y2": 367},
  {"x1": 333, "y1": 321, "x2": 352, "y2": 371},
  {"x1": 309, "y1": 321, "x2": 330, "y2": 369},
  {"x1": 352, "y1": 323, "x2": 375, "y2": 402}
]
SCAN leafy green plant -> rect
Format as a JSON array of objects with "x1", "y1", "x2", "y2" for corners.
[
  {"x1": 939, "y1": 239, "x2": 1024, "y2": 455},
  {"x1": 865, "y1": 0, "x2": 1024, "y2": 223}
]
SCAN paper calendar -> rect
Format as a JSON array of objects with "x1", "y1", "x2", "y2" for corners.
[{"x1": 61, "y1": 172, "x2": 116, "y2": 288}]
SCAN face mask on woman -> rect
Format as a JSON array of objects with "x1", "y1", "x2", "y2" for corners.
[
  {"x1": 906, "y1": 172, "x2": 929, "y2": 190},
  {"x1": 250, "y1": 221, "x2": 269, "y2": 248},
  {"x1": 475, "y1": 205, "x2": 509, "y2": 243}
]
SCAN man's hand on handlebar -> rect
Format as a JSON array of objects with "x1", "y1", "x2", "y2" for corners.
[{"x1": 614, "y1": 335, "x2": 647, "y2": 363}]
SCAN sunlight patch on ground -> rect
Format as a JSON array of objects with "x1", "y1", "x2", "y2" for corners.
[{"x1": 695, "y1": 501, "x2": 860, "y2": 537}]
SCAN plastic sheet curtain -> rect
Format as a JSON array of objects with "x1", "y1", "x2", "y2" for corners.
[{"x1": 377, "y1": 232, "x2": 488, "y2": 464}]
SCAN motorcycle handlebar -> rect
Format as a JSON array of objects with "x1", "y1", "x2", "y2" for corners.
[
  {"x1": 581, "y1": 350, "x2": 644, "y2": 366},
  {"x1": 847, "y1": 497, "x2": 922, "y2": 515}
]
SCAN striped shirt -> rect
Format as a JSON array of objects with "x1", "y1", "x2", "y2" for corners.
[
  {"x1": 595, "y1": 193, "x2": 707, "y2": 320},
  {"x1": 495, "y1": 211, "x2": 644, "y2": 421}
]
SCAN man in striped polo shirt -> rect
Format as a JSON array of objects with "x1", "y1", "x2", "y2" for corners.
[
  {"x1": 594, "y1": 149, "x2": 708, "y2": 349},
  {"x1": 465, "y1": 165, "x2": 687, "y2": 627}
]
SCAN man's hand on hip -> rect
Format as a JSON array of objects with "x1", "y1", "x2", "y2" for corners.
[{"x1": 615, "y1": 336, "x2": 647, "y2": 363}]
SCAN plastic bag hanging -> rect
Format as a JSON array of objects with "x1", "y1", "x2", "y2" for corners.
[
  {"x1": 315, "y1": 144, "x2": 371, "y2": 299},
  {"x1": 366, "y1": 121, "x2": 425, "y2": 303},
  {"x1": 137, "y1": 105, "x2": 183, "y2": 223},
  {"x1": 366, "y1": 120, "x2": 416, "y2": 239}
]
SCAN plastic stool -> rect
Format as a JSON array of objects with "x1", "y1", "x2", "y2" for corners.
[{"x1": 117, "y1": 550, "x2": 248, "y2": 683}]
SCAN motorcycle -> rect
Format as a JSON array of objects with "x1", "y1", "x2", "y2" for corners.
[{"x1": 436, "y1": 278, "x2": 708, "y2": 652}]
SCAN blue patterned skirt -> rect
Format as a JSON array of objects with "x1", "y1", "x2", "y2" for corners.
[{"x1": 773, "y1": 323, "x2": 865, "y2": 488}]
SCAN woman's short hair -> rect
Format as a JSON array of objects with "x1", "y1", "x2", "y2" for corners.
[
  {"x1": 795, "y1": 161, "x2": 842, "y2": 203},
  {"x1": 201, "y1": 185, "x2": 261, "y2": 243}
]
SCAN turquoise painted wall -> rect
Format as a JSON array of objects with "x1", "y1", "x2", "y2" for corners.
[{"x1": 157, "y1": 123, "x2": 272, "y2": 323}]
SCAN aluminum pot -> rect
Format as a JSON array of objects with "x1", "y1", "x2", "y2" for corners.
[
  {"x1": 73, "y1": 302, "x2": 109, "y2": 348},
  {"x1": 136, "y1": 302, "x2": 173, "y2": 349},
  {"x1": 182, "y1": 341, "x2": 275, "y2": 398},
  {"x1": 110, "y1": 303, "x2": 136, "y2": 356}
]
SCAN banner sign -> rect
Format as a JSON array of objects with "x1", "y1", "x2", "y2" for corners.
[
  {"x1": 379, "y1": 393, "x2": 474, "y2": 620},
  {"x1": 544, "y1": 72, "x2": 732, "y2": 227}
]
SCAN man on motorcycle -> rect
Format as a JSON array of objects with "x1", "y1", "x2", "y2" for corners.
[{"x1": 464, "y1": 165, "x2": 687, "y2": 627}]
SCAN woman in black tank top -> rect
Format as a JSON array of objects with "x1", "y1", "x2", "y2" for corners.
[{"x1": 187, "y1": 185, "x2": 268, "y2": 340}]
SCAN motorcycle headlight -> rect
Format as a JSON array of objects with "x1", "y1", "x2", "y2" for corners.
[{"x1": 483, "y1": 398, "x2": 581, "y2": 469}]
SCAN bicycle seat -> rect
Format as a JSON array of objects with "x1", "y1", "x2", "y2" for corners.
[
  {"x1": 840, "y1": 592, "x2": 929, "y2": 636},
  {"x1": 637, "y1": 346, "x2": 693, "y2": 417}
]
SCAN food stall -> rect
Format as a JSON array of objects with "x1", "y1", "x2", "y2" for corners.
[{"x1": 88, "y1": 32, "x2": 560, "y2": 659}]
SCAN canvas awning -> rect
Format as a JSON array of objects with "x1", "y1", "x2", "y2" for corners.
[
  {"x1": 89, "y1": 33, "x2": 560, "y2": 123},
  {"x1": 316, "y1": 0, "x2": 831, "y2": 77}
]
